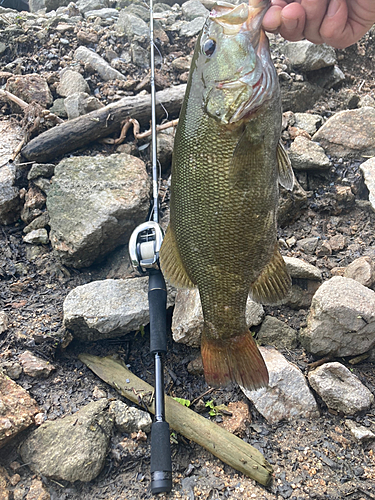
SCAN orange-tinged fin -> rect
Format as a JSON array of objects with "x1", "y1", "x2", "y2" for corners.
[
  {"x1": 250, "y1": 244, "x2": 291, "y2": 304},
  {"x1": 201, "y1": 329, "x2": 269, "y2": 390},
  {"x1": 277, "y1": 140, "x2": 294, "y2": 191},
  {"x1": 159, "y1": 225, "x2": 196, "y2": 289}
]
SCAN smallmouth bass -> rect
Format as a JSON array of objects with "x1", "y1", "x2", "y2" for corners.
[{"x1": 160, "y1": 0, "x2": 294, "y2": 390}]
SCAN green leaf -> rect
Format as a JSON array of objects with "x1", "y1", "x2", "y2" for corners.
[{"x1": 173, "y1": 397, "x2": 191, "y2": 407}]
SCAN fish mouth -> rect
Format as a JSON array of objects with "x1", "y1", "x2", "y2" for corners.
[{"x1": 209, "y1": 1, "x2": 276, "y2": 123}]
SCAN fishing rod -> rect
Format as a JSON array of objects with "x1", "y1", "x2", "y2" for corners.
[{"x1": 128, "y1": 0, "x2": 172, "y2": 494}]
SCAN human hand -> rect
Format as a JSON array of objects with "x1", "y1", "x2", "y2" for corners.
[{"x1": 262, "y1": 0, "x2": 375, "y2": 49}]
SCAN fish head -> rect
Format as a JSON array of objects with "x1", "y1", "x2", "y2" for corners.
[{"x1": 198, "y1": 0, "x2": 276, "y2": 125}]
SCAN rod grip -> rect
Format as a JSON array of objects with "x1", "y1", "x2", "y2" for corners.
[
  {"x1": 150, "y1": 420, "x2": 172, "y2": 494},
  {"x1": 148, "y1": 270, "x2": 167, "y2": 354}
]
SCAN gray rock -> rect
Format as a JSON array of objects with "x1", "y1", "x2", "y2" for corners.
[
  {"x1": 344, "y1": 256, "x2": 375, "y2": 288},
  {"x1": 2, "y1": 361, "x2": 22, "y2": 380},
  {"x1": 171, "y1": 55, "x2": 192, "y2": 72},
  {"x1": 307, "y1": 65, "x2": 345, "y2": 90},
  {"x1": 313, "y1": 107, "x2": 375, "y2": 159},
  {"x1": 63, "y1": 277, "x2": 175, "y2": 341},
  {"x1": 257, "y1": 316, "x2": 298, "y2": 349},
  {"x1": 284, "y1": 257, "x2": 322, "y2": 281},
  {"x1": 157, "y1": 132, "x2": 175, "y2": 173},
  {"x1": 359, "y1": 94, "x2": 375, "y2": 108},
  {"x1": 45, "y1": 0, "x2": 69, "y2": 11},
  {"x1": 284, "y1": 255, "x2": 323, "y2": 307},
  {"x1": 281, "y1": 80, "x2": 323, "y2": 113},
  {"x1": 0, "y1": 311, "x2": 8, "y2": 334},
  {"x1": 28, "y1": 163, "x2": 55, "y2": 180},
  {"x1": 47, "y1": 154, "x2": 150, "y2": 268},
  {"x1": 0, "y1": 121, "x2": 23, "y2": 224},
  {"x1": 345, "y1": 420, "x2": 375, "y2": 441},
  {"x1": 171, "y1": 288, "x2": 264, "y2": 347},
  {"x1": 19, "y1": 350, "x2": 55, "y2": 378},
  {"x1": 278, "y1": 178, "x2": 308, "y2": 226},
  {"x1": 20, "y1": 399, "x2": 113, "y2": 482},
  {"x1": 57, "y1": 69, "x2": 90, "y2": 97},
  {"x1": 74, "y1": 46, "x2": 126, "y2": 81},
  {"x1": 297, "y1": 236, "x2": 319, "y2": 254},
  {"x1": 32, "y1": 177, "x2": 52, "y2": 195},
  {"x1": 180, "y1": 17, "x2": 206, "y2": 37},
  {"x1": 123, "y1": 4, "x2": 150, "y2": 22},
  {"x1": 85, "y1": 8, "x2": 119, "y2": 19},
  {"x1": 49, "y1": 98, "x2": 68, "y2": 118},
  {"x1": 301, "y1": 276, "x2": 375, "y2": 357},
  {"x1": 288, "y1": 136, "x2": 330, "y2": 171},
  {"x1": 242, "y1": 347, "x2": 319, "y2": 424},
  {"x1": 116, "y1": 12, "x2": 149, "y2": 38},
  {"x1": 64, "y1": 92, "x2": 104, "y2": 119},
  {"x1": 109, "y1": 400, "x2": 152, "y2": 433},
  {"x1": 30, "y1": 0, "x2": 46, "y2": 12},
  {"x1": 131, "y1": 43, "x2": 149, "y2": 69},
  {"x1": 0, "y1": 368, "x2": 39, "y2": 449},
  {"x1": 293, "y1": 113, "x2": 323, "y2": 136},
  {"x1": 76, "y1": 0, "x2": 104, "y2": 14},
  {"x1": 308, "y1": 362, "x2": 374, "y2": 415},
  {"x1": 23, "y1": 212, "x2": 50, "y2": 234},
  {"x1": 0, "y1": 162, "x2": 20, "y2": 225},
  {"x1": 360, "y1": 157, "x2": 375, "y2": 211},
  {"x1": 282, "y1": 41, "x2": 336, "y2": 71},
  {"x1": 23, "y1": 228, "x2": 49, "y2": 245},
  {"x1": 181, "y1": 0, "x2": 209, "y2": 20}
]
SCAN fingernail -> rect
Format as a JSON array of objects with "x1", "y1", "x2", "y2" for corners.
[
  {"x1": 327, "y1": 0, "x2": 340, "y2": 17},
  {"x1": 283, "y1": 17, "x2": 298, "y2": 31}
]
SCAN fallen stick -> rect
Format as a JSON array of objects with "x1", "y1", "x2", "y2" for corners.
[
  {"x1": 79, "y1": 353, "x2": 273, "y2": 487},
  {"x1": 21, "y1": 84, "x2": 187, "y2": 163}
]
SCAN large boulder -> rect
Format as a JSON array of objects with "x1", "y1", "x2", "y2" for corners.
[
  {"x1": 313, "y1": 107, "x2": 375, "y2": 158},
  {"x1": 308, "y1": 362, "x2": 374, "y2": 415},
  {"x1": 300, "y1": 276, "x2": 375, "y2": 357},
  {"x1": 63, "y1": 278, "x2": 176, "y2": 341},
  {"x1": 0, "y1": 121, "x2": 23, "y2": 224},
  {"x1": 242, "y1": 347, "x2": 319, "y2": 424},
  {"x1": 19, "y1": 399, "x2": 113, "y2": 482},
  {"x1": 47, "y1": 154, "x2": 150, "y2": 268}
]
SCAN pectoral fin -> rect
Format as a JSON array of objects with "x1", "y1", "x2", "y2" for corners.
[
  {"x1": 159, "y1": 225, "x2": 196, "y2": 289},
  {"x1": 277, "y1": 140, "x2": 294, "y2": 191},
  {"x1": 250, "y1": 245, "x2": 291, "y2": 304}
]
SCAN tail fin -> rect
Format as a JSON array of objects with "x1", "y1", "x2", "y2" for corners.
[{"x1": 201, "y1": 328, "x2": 269, "y2": 390}]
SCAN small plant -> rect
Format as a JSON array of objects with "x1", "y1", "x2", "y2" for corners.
[
  {"x1": 173, "y1": 397, "x2": 191, "y2": 407},
  {"x1": 205, "y1": 399, "x2": 230, "y2": 417}
]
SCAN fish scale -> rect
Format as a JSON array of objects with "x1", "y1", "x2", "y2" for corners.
[{"x1": 160, "y1": 0, "x2": 294, "y2": 389}]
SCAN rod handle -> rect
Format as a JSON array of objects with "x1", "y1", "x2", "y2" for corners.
[
  {"x1": 150, "y1": 420, "x2": 172, "y2": 494},
  {"x1": 148, "y1": 270, "x2": 167, "y2": 354}
]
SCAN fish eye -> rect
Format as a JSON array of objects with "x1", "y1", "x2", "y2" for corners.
[{"x1": 203, "y1": 38, "x2": 216, "y2": 57}]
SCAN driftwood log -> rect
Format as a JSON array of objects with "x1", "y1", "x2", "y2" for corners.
[
  {"x1": 21, "y1": 84, "x2": 187, "y2": 163},
  {"x1": 79, "y1": 353, "x2": 273, "y2": 487}
]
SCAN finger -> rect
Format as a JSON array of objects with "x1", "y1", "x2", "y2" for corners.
[
  {"x1": 278, "y1": 2, "x2": 306, "y2": 41},
  {"x1": 262, "y1": 5, "x2": 283, "y2": 32},
  {"x1": 300, "y1": 0, "x2": 332, "y2": 44},
  {"x1": 319, "y1": 0, "x2": 350, "y2": 48}
]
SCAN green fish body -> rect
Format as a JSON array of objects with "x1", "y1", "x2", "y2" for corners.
[{"x1": 160, "y1": 0, "x2": 294, "y2": 390}]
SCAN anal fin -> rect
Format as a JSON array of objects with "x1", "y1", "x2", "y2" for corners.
[
  {"x1": 277, "y1": 140, "x2": 294, "y2": 191},
  {"x1": 159, "y1": 225, "x2": 196, "y2": 289},
  {"x1": 250, "y1": 244, "x2": 291, "y2": 304}
]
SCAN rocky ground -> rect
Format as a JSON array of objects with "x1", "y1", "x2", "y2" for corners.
[{"x1": 1, "y1": 1, "x2": 375, "y2": 500}]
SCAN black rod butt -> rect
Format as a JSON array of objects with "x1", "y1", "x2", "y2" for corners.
[{"x1": 150, "y1": 421, "x2": 172, "y2": 494}]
